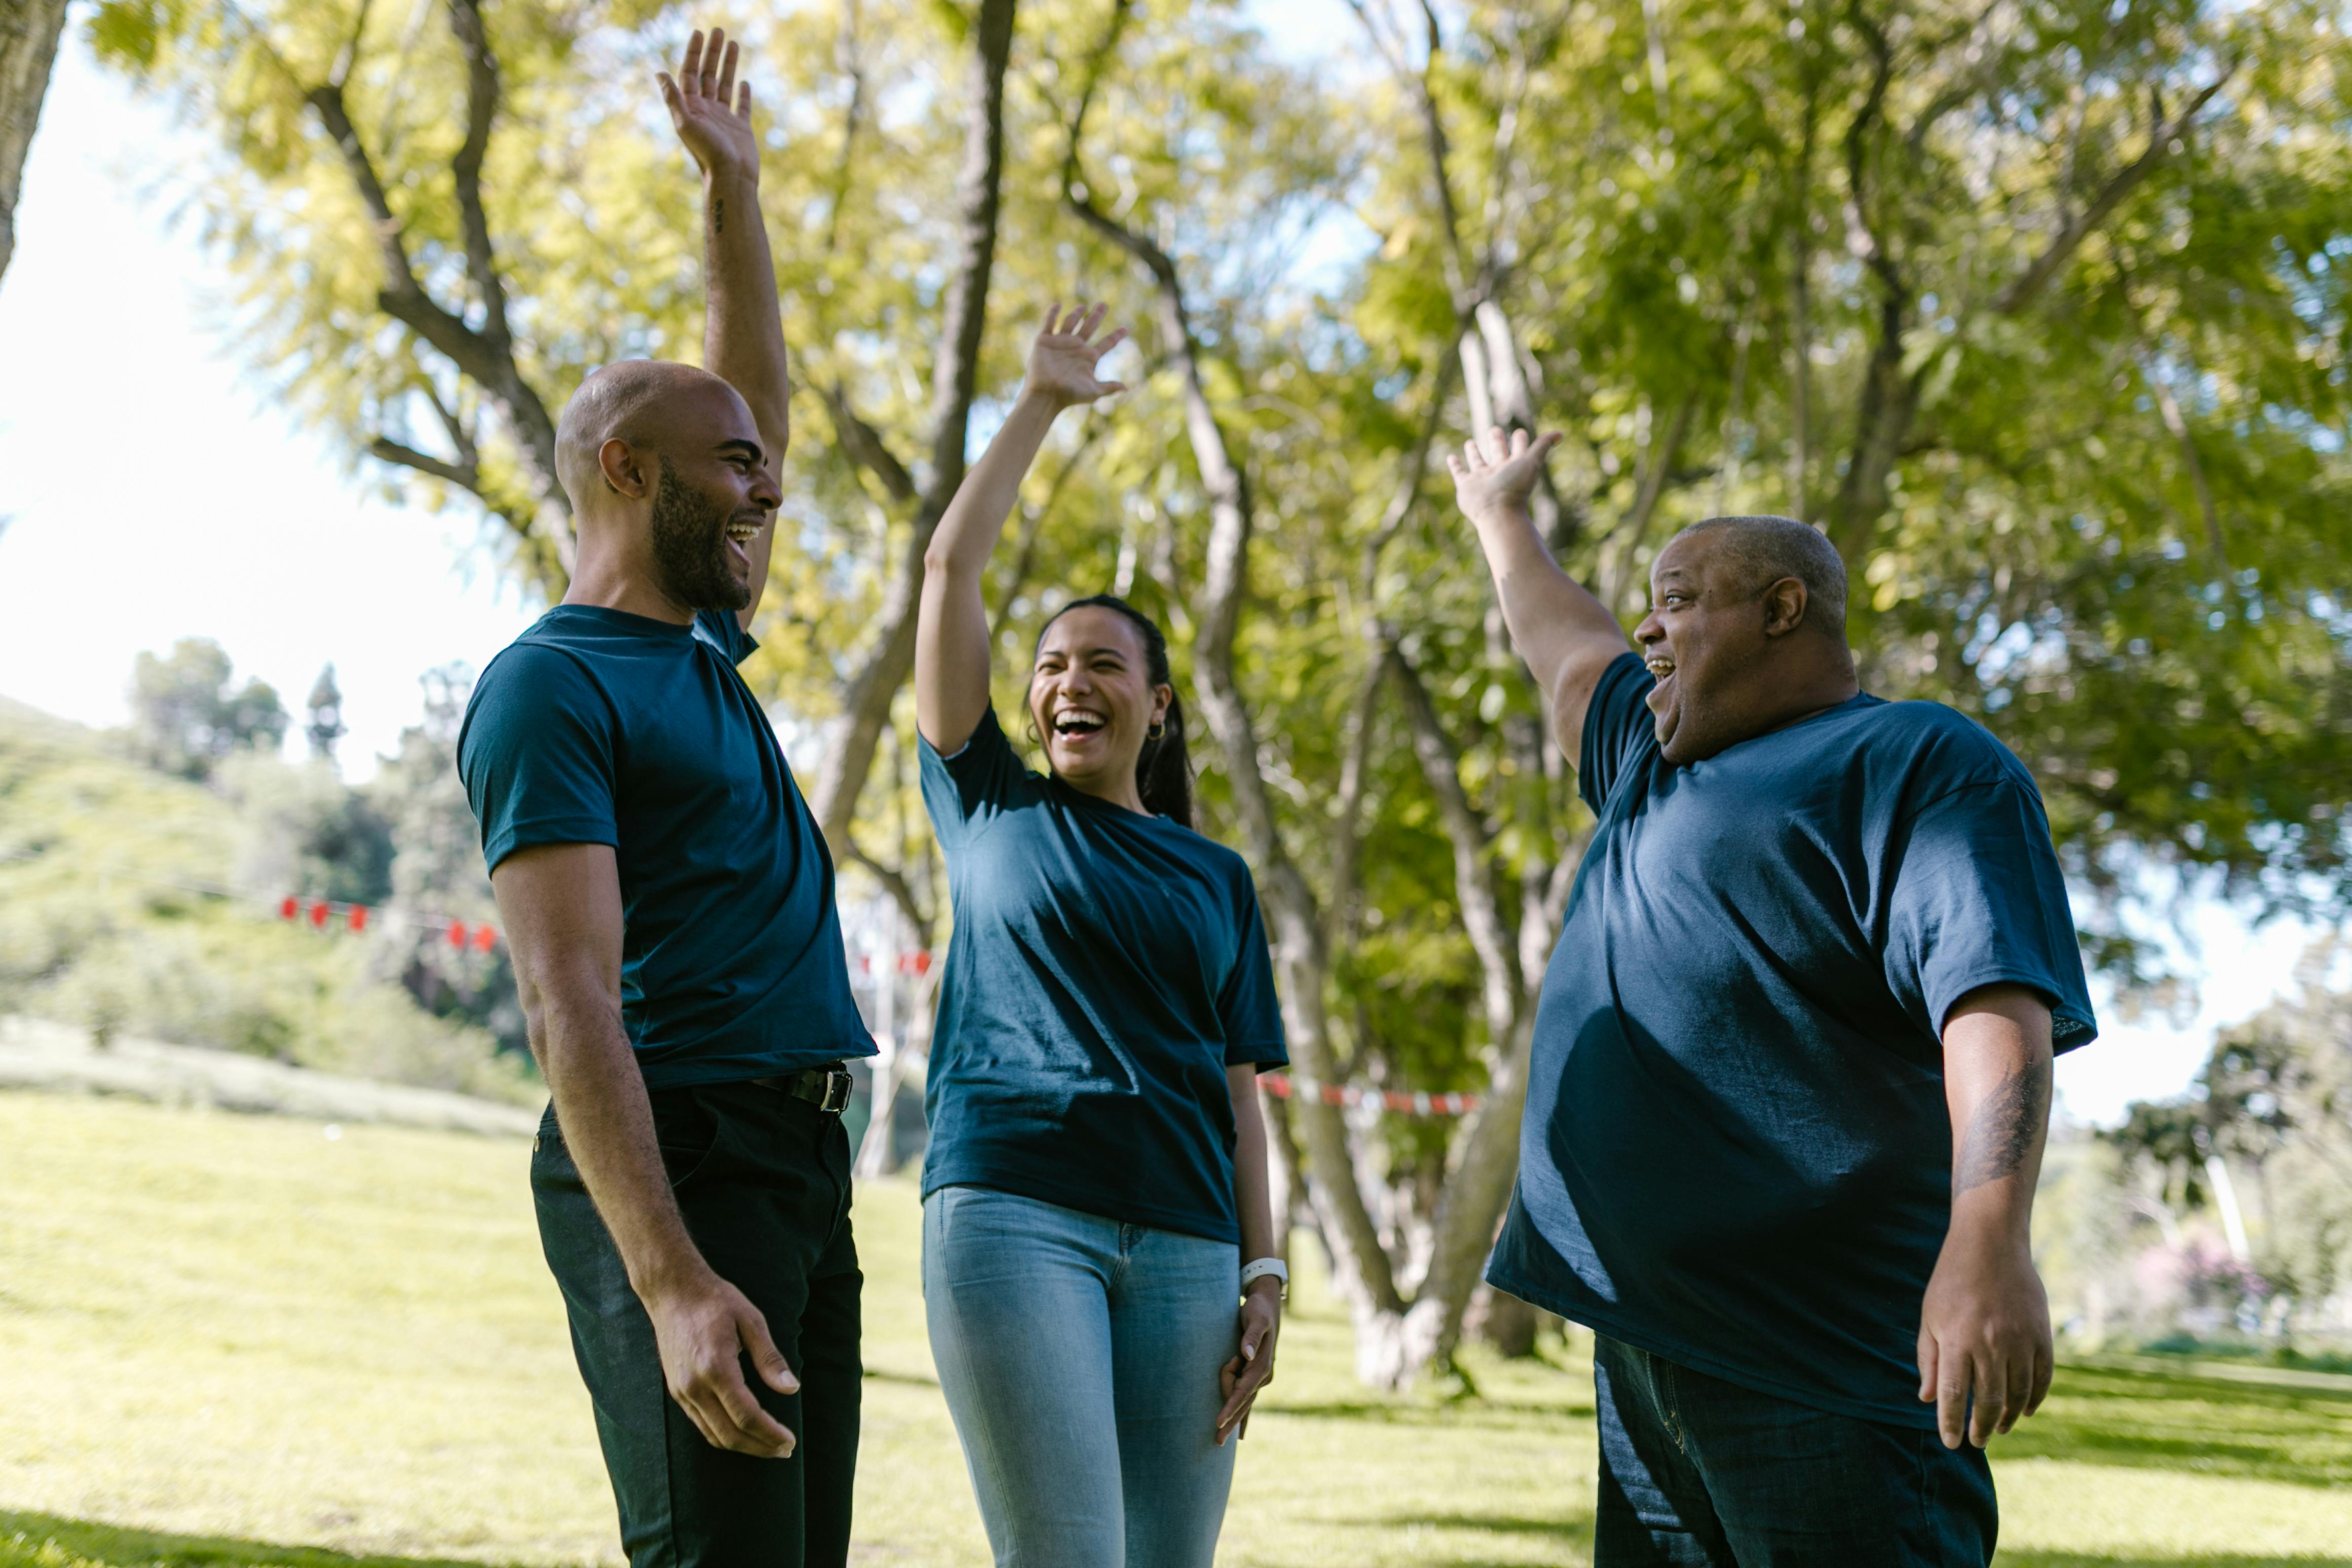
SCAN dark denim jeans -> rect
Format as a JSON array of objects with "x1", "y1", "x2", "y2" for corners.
[
  {"x1": 1593, "y1": 1335, "x2": 1996, "y2": 1567},
  {"x1": 533, "y1": 1079, "x2": 862, "y2": 1568}
]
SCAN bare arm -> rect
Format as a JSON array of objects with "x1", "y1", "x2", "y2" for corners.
[
  {"x1": 492, "y1": 842, "x2": 798, "y2": 1457},
  {"x1": 1919, "y1": 982, "x2": 2056, "y2": 1449},
  {"x1": 916, "y1": 304, "x2": 1125, "y2": 753},
  {"x1": 661, "y1": 28, "x2": 786, "y2": 629},
  {"x1": 1446, "y1": 428, "x2": 1632, "y2": 771},
  {"x1": 1217, "y1": 1062, "x2": 1283, "y2": 1445}
]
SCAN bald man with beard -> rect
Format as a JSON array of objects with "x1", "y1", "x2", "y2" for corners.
[
  {"x1": 1449, "y1": 429, "x2": 2098, "y2": 1565},
  {"x1": 456, "y1": 32, "x2": 874, "y2": 1566}
]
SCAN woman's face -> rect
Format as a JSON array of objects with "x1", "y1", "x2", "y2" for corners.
[{"x1": 1029, "y1": 607, "x2": 1171, "y2": 800}]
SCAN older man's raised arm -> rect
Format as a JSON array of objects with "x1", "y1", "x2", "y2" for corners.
[
  {"x1": 1447, "y1": 428, "x2": 1632, "y2": 773},
  {"x1": 661, "y1": 28, "x2": 787, "y2": 630}
]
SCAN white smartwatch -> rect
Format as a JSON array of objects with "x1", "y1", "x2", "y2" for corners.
[{"x1": 1239, "y1": 1256, "x2": 1289, "y2": 1299}]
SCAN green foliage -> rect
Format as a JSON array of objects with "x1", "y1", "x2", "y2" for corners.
[
  {"x1": 127, "y1": 637, "x2": 287, "y2": 781},
  {"x1": 75, "y1": 0, "x2": 2352, "y2": 1282},
  {"x1": 0, "y1": 696, "x2": 530, "y2": 1101}
]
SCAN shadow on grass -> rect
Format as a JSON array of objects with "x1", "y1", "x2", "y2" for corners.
[{"x1": 0, "y1": 1513, "x2": 519, "y2": 1568}]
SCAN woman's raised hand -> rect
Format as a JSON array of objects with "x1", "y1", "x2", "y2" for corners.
[{"x1": 1023, "y1": 303, "x2": 1129, "y2": 410}]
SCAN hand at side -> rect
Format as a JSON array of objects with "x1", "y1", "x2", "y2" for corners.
[
  {"x1": 643, "y1": 1263, "x2": 802, "y2": 1457},
  {"x1": 1217, "y1": 1279, "x2": 1282, "y2": 1444}
]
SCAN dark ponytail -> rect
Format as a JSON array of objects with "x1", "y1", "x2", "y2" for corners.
[{"x1": 1036, "y1": 593, "x2": 1194, "y2": 829}]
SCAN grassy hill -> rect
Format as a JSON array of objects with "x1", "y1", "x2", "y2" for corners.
[
  {"x1": 0, "y1": 697, "x2": 530, "y2": 1101},
  {"x1": 3, "y1": 1090, "x2": 2350, "y2": 1567}
]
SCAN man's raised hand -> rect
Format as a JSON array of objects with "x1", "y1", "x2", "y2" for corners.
[
  {"x1": 1023, "y1": 303, "x2": 1129, "y2": 411},
  {"x1": 1448, "y1": 426, "x2": 1561, "y2": 530},
  {"x1": 660, "y1": 28, "x2": 759, "y2": 185}
]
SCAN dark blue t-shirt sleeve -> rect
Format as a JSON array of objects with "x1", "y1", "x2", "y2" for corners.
[
  {"x1": 1884, "y1": 779, "x2": 2099, "y2": 1053},
  {"x1": 918, "y1": 706, "x2": 1033, "y2": 851},
  {"x1": 1218, "y1": 883, "x2": 1288, "y2": 1068},
  {"x1": 457, "y1": 645, "x2": 619, "y2": 875},
  {"x1": 1577, "y1": 651, "x2": 1654, "y2": 814}
]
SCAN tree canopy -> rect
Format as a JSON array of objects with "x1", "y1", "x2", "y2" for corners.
[{"x1": 86, "y1": 0, "x2": 2352, "y2": 1382}]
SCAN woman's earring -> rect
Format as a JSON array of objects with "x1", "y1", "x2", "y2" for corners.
[{"x1": 1148, "y1": 719, "x2": 1166, "y2": 741}]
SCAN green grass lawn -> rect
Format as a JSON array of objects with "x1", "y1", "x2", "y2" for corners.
[{"x1": 2, "y1": 1090, "x2": 2348, "y2": 1567}]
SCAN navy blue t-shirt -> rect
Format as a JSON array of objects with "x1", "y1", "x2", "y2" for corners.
[
  {"x1": 457, "y1": 605, "x2": 874, "y2": 1088},
  {"x1": 1488, "y1": 652, "x2": 2097, "y2": 1428},
  {"x1": 918, "y1": 707, "x2": 1287, "y2": 1243}
]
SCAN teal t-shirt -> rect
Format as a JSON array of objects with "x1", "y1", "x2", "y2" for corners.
[
  {"x1": 1488, "y1": 652, "x2": 2097, "y2": 1428},
  {"x1": 918, "y1": 707, "x2": 1287, "y2": 1242},
  {"x1": 457, "y1": 605, "x2": 874, "y2": 1088}
]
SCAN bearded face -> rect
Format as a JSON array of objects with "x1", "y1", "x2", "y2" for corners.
[{"x1": 648, "y1": 456, "x2": 753, "y2": 614}]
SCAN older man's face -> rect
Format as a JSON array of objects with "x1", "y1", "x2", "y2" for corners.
[{"x1": 1630, "y1": 533, "x2": 1777, "y2": 765}]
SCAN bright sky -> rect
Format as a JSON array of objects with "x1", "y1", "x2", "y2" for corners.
[{"x1": 0, "y1": 28, "x2": 2330, "y2": 1127}]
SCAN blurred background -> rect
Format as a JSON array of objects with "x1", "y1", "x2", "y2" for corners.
[{"x1": 2, "y1": 0, "x2": 2348, "y2": 1563}]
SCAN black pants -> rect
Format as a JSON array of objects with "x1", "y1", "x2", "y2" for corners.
[
  {"x1": 1594, "y1": 1335, "x2": 1997, "y2": 1567},
  {"x1": 533, "y1": 1080, "x2": 862, "y2": 1567}
]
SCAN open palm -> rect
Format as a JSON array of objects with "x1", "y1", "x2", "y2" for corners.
[
  {"x1": 1026, "y1": 303, "x2": 1129, "y2": 409},
  {"x1": 659, "y1": 28, "x2": 758, "y2": 182}
]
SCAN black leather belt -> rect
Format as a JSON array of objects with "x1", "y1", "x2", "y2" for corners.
[{"x1": 750, "y1": 1064, "x2": 854, "y2": 1115}]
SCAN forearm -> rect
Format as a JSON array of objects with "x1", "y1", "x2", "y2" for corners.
[
  {"x1": 926, "y1": 392, "x2": 1060, "y2": 582},
  {"x1": 1942, "y1": 987, "x2": 2055, "y2": 1248},
  {"x1": 1229, "y1": 1068, "x2": 1279, "y2": 1264},
  {"x1": 537, "y1": 988, "x2": 708, "y2": 1299},
  {"x1": 1469, "y1": 504, "x2": 1625, "y2": 708},
  {"x1": 702, "y1": 167, "x2": 788, "y2": 445}
]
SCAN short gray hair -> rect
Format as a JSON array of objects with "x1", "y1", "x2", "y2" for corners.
[{"x1": 1671, "y1": 515, "x2": 1849, "y2": 636}]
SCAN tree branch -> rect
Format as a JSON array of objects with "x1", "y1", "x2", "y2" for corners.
[
  {"x1": 369, "y1": 435, "x2": 476, "y2": 488},
  {"x1": 819, "y1": 383, "x2": 918, "y2": 504},
  {"x1": 442, "y1": 0, "x2": 514, "y2": 356},
  {"x1": 804, "y1": 0, "x2": 1016, "y2": 853},
  {"x1": 1992, "y1": 68, "x2": 2234, "y2": 316}
]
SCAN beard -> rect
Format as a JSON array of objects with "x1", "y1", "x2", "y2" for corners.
[{"x1": 649, "y1": 457, "x2": 752, "y2": 614}]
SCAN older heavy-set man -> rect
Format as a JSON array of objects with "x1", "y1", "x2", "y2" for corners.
[{"x1": 1451, "y1": 428, "x2": 2097, "y2": 1566}]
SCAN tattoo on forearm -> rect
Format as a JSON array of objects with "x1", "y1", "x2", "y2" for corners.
[
  {"x1": 1953, "y1": 1061, "x2": 2051, "y2": 1197},
  {"x1": 712, "y1": 197, "x2": 725, "y2": 236}
]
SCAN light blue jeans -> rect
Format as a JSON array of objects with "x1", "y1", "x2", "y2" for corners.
[{"x1": 922, "y1": 1184, "x2": 1241, "y2": 1567}]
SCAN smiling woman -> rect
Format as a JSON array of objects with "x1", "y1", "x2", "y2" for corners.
[{"x1": 908, "y1": 303, "x2": 1292, "y2": 1568}]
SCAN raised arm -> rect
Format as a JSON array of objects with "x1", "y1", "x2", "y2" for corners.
[
  {"x1": 661, "y1": 27, "x2": 787, "y2": 630},
  {"x1": 1447, "y1": 428, "x2": 1632, "y2": 772},
  {"x1": 492, "y1": 842, "x2": 799, "y2": 1458},
  {"x1": 916, "y1": 304, "x2": 1126, "y2": 753},
  {"x1": 1918, "y1": 983, "x2": 2056, "y2": 1450}
]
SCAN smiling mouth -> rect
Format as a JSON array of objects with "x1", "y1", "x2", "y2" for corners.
[
  {"x1": 1051, "y1": 708, "x2": 1107, "y2": 739},
  {"x1": 724, "y1": 516, "x2": 761, "y2": 549},
  {"x1": 1644, "y1": 655, "x2": 1676, "y2": 680}
]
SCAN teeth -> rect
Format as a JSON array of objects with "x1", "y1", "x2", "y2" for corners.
[{"x1": 1645, "y1": 659, "x2": 1675, "y2": 675}]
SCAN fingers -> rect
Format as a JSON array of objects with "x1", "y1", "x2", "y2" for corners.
[
  {"x1": 707, "y1": 1360, "x2": 797, "y2": 1456},
  {"x1": 1095, "y1": 326, "x2": 1129, "y2": 359},
  {"x1": 736, "y1": 81, "x2": 752, "y2": 120},
  {"x1": 1936, "y1": 1341, "x2": 1969, "y2": 1450},
  {"x1": 657, "y1": 71, "x2": 684, "y2": 119},
  {"x1": 2026, "y1": 1340, "x2": 2055, "y2": 1420},
  {"x1": 1996, "y1": 1345, "x2": 2032, "y2": 1437},
  {"x1": 700, "y1": 28, "x2": 726, "y2": 96},
  {"x1": 715, "y1": 35, "x2": 738, "y2": 108},
  {"x1": 680, "y1": 29, "x2": 704, "y2": 93},
  {"x1": 1916, "y1": 1326, "x2": 1938, "y2": 1405},
  {"x1": 741, "y1": 1309, "x2": 802, "y2": 1397}
]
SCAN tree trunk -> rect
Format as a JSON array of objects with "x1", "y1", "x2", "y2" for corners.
[
  {"x1": 805, "y1": 0, "x2": 1015, "y2": 854},
  {"x1": 0, "y1": 0, "x2": 70, "y2": 288}
]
